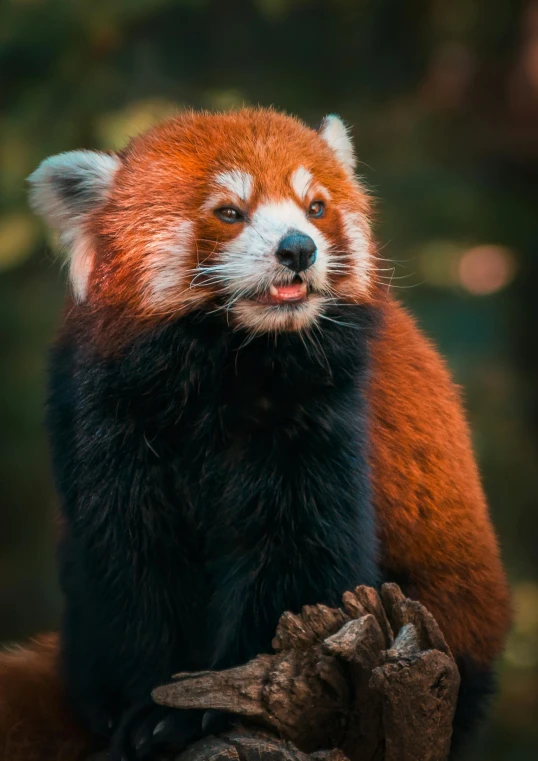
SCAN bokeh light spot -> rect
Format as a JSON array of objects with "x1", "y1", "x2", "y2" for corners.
[
  {"x1": 457, "y1": 244, "x2": 517, "y2": 295},
  {"x1": 95, "y1": 99, "x2": 179, "y2": 150},
  {"x1": 0, "y1": 213, "x2": 41, "y2": 271}
]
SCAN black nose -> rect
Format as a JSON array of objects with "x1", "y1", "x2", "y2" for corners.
[{"x1": 275, "y1": 231, "x2": 317, "y2": 273}]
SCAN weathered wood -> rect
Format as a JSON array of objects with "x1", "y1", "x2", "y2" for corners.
[
  {"x1": 98, "y1": 585, "x2": 460, "y2": 761},
  {"x1": 370, "y1": 637, "x2": 460, "y2": 761},
  {"x1": 179, "y1": 730, "x2": 349, "y2": 761}
]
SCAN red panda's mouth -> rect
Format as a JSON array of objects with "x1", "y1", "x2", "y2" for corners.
[{"x1": 257, "y1": 279, "x2": 308, "y2": 306}]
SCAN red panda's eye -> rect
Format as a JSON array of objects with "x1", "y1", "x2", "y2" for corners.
[
  {"x1": 215, "y1": 207, "x2": 244, "y2": 224},
  {"x1": 308, "y1": 200, "x2": 325, "y2": 219}
]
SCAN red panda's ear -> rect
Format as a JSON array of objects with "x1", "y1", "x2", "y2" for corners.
[
  {"x1": 318, "y1": 115, "x2": 356, "y2": 174},
  {"x1": 27, "y1": 150, "x2": 121, "y2": 301}
]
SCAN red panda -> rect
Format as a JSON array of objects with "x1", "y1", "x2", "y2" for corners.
[{"x1": 0, "y1": 108, "x2": 510, "y2": 761}]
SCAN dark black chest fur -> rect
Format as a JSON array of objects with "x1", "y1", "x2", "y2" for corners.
[{"x1": 47, "y1": 305, "x2": 379, "y2": 720}]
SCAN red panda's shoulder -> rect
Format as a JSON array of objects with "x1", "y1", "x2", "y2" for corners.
[
  {"x1": 368, "y1": 294, "x2": 482, "y2": 529},
  {"x1": 368, "y1": 295, "x2": 511, "y2": 666}
]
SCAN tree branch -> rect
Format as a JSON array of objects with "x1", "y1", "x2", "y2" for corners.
[{"x1": 144, "y1": 584, "x2": 460, "y2": 761}]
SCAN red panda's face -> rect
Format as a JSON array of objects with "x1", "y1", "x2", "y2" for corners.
[{"x1": 29, "y1": 109, "x2": 374, "y2": 334}]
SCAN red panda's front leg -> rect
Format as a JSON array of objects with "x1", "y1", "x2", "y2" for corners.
[{"x1": 369, "y1": 297, "x2": 511, "y2": 753}]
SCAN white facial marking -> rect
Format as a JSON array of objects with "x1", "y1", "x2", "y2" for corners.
[
  {"x1": 232, "y1": 296, "x2": 326, "y2": 334},
  {"x1": 28, "y1": 150, "x2": 121, "y2": 301},
  {"x1": 340, "y1": 209, "x2": 372, "y2": 290},
  {"x1": 319, "y1": 115, "x2": 356, "y2": 173},
  {"x1": 290, "y1": 166, "x2": 313, "y2": 201},
  {"x1": 214, "y1": 169, "x2": 253, "y2": 203},
  {"x1": 66, "y1": 232, "x2": 95, "y2": 301},
  {"x1": 291, "y1": 166, "x2": 331, "y2": 206},
  {"x1": 145, "y1": 220, "x2": 195, "y2": 306}
]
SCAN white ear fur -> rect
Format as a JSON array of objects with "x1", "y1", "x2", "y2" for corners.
[
  {"x1": 318, "y1": 115, "x2": 356, "y2": 173},
  {"x1": 27, "y1": 150, "x2": 121, "y2": 301}
]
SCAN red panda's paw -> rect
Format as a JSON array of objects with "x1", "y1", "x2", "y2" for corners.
[{"x1": 110, "y1": 704, "x2": 203, "y2": 761}]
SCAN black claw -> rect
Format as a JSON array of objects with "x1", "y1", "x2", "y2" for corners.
[
  {"x1": 152, "y1": 718, "x2": 169, "y2": 740},
  {"x1": 111, "y1": 704, "x2": 205, "y2": 761},
  {"x1": 202, "y1": 709, "x2": 233, "y2": 735}
]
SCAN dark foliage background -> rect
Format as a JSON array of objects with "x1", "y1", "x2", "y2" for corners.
[{"x1": 1, "y1": 1, "x2": 537, "y2": 758}]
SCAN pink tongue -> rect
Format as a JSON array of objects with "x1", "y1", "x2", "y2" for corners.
[{"x1": 271, "y1": 283, "x2": 306, "y2": 302}]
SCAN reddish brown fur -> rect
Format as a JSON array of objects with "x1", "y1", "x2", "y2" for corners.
[
  {"x1": 369, "y1": 295, "x2": 511, "y2": 666},
  {"x1": 0, "y1": 635, "x2": 90, "y2": 761}
]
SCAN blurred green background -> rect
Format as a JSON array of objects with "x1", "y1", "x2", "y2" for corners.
[{"x1": 1, "y1": 0, "x2": 537, "y2": 758}]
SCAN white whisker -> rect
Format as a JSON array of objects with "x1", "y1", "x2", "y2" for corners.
[{"x1": 317, "y1": 313, "x2": 363, "y2": 330}]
